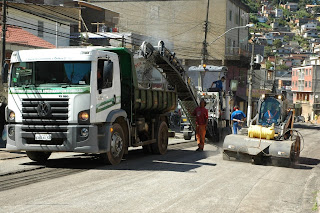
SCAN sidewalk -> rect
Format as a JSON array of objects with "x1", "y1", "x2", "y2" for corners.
[{"x1": 0, "y1": 148, "x2": 26, "y2": 160}]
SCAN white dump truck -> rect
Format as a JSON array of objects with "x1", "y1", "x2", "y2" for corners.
[{"x1": 4, "y1": 45, "x2": 183, "y2": 165}]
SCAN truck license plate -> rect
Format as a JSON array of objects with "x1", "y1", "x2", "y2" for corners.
[{"x1": 35, "y1": 134, "x2": 52, "y2": 141}]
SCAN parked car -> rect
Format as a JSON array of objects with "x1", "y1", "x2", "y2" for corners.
[{"x1": 294, "y1": 116, "x2": 305, "y2": 123}]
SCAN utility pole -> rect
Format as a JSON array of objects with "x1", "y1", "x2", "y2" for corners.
[
  {"x1": 199, "y1": 0, "x2": 209, "y2": 90},
  {"x1": 1, "y1": 0, "x2": 7, "y2": 66},
  {"x1": 272, "y1": 55, "x2": 277, "y2": 93},
  {"x1": 201, "y1": 0, "x2": 209, "y2": 66},
  {"x1": 247, "y1": 34, "x2": 255, "y2": 127}
]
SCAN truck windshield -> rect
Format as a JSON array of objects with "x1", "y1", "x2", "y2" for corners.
[
  {"x1": 10, "y1": 61, "x2": 91, "y2": 87},
  {"x1": 187, "y1": 71, "x2": 220, "y2": 90},
  {"x1": 259, "y1": 97, "x2": 281, "y2": 126}
]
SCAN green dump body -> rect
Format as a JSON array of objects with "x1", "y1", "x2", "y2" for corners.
[
  {"x1": 134, "y1": 88, "x2": 176, "y2": 112},
  {"x1": 107, "y1": 47, "x2": 177, "y2": 119}
]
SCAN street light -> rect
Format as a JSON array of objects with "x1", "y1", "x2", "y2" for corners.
[{"x1": 208, "y1": 24, "x2": 254, "y2": 46}]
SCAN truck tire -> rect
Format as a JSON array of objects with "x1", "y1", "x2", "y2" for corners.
[
  {"x1": 26, "y1": 151, "x2": 51, "y2": 163},
  {"x1": 143, "y1": 145, "x2": 152, "y2": 154},
  {"x1": 100, "y1": 123, "x2": 125, "y2": 165},
  {"x1": 152, "y1": 121, "x2": 168, "y2": 155},
  {"x1": 183, "y1": 132, "x2": 192, "y2": 140}
]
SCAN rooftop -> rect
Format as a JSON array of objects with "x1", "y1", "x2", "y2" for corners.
[{"x1": 1, "y1": 25, "x2": 56, "y2": 49}]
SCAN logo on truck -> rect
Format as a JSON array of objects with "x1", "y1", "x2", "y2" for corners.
[{"x1": 37, "y1": 101, "x2": 51, "y2": 117}]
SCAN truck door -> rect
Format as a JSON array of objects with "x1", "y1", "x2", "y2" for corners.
[{"x1": 94, "y1": 54, "x2": 121, "y2": 123}]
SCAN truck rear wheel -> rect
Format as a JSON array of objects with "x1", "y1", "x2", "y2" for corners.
[
  {"x1": 152, "y1": 121, "x2": 168, "y2": 154},
  {"x1": 100, "y1": 123, "x2": 125, "y2": 165},
  {"x1": 26, "y1": 151, "x2": 51, "y2": 163},
  {"x1": 183, "y1": 132, "x2": 192, "y2": 140}
]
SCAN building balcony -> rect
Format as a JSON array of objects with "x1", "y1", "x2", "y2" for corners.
[
  {"x1": 225, "y1": 47, "x2": 250, "y2": 61},
  {"x1": 295, "y1": 100, "x2": 310, "y2": 104},
  {"x1": 298, "y1": 74, "x2": 304, "y2": 80}
]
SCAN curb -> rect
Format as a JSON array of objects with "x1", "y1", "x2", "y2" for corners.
[{"x1": 316, "y1": 191, "x2": 320, "y2": 213}]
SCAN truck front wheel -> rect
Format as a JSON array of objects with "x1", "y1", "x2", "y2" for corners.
[
  {"x1": 152, "y1": 121, "x2": 168, "y2": 155},
  {"x1": 100, "y1": 123, "x2": 125, "y2": 165},
  {"x1": 26, "y1": 151, "x2": 51, "y2": 163}
]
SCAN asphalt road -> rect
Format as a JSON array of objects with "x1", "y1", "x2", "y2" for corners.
[{"x1": 0, "y1": 124, "x2": 319, "y2": 213}]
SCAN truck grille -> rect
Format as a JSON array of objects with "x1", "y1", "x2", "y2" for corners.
[
  {"x1": 22, "y1": 126, "x2": 68, "y2": 146},
  {"x1": 22, "y1": 98, "x2": 69, "y2": 125}
]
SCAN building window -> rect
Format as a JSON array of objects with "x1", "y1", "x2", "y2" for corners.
[
  {"x1": 305, "y1": 81, "x2": 308, "y2": 87},
  {"x1": 227, "y1": 38, "x2": 231, "y2": 54},
  {"x1": 38, "y1": 21, "x2": 44, "y2": 37},
  {"x1": 295, "y1": 81, "x2": 297, "y2": 87},
  {"x1": 309, "y1": 81, "x2": 311, "y2": 87},
  {"x1": 235, "y1": 13, "x2": 239, "y2": 25},
  {"x1": 229, "y1": 10, "x2": 232, "y2": 22},
  {"x1": 310, "y1": 69, "x2": 312, "y2": 75}
]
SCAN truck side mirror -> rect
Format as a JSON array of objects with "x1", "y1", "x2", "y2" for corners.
[{"x1": 1, "y1": 62, "x2": 8, "y2": 84}]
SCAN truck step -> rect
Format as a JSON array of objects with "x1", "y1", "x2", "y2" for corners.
[{"x1": 132, "y1": 139, "x2": 156, "y2": 147}]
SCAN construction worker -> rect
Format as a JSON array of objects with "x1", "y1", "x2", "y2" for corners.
[
  {"x1": 263, "y1": 103, "x2": 279, "y2": 124},
  {"x1": 192, "y1": 99, "x2": 208, "y2": 151},
  {"x1": 210, "y1": 76, "x2": 225, "y2": 91},
  {"x1": 231, "y1": 105, "x2": 246, "y2": 134}
]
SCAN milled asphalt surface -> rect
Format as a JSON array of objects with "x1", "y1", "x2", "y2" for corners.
[{"x1": 0, "y1": 124, "x2": 319, "y2": 212}]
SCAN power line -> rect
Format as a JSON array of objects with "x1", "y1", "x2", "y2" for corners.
[{"x1": 8, "y1": 5, "x2": 71, "y2": 26}]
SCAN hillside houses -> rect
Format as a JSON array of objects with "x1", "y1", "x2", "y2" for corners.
[{"x1": 256, "y1": 0, "x2": 320, "y2": 119}]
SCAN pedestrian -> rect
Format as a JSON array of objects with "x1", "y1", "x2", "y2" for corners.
[
  {"x1": 231, "y1": 105, "x2": 246, "y2": 134},
  {"x1": 192, "y1": 99, "x2": 208, "y2": 151}
]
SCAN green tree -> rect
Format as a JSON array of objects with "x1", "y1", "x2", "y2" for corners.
[
  {"x1": 298, "y1": 0, "x2": 313, "y2": 9},
  {"x1": 241, "y1": 0, "x2": 260, "y2": 13},
  {"x1": 264, "y1": 46, "x2": 275, "y2": 57},
  {"x1": 277, "y1": 64, "x2": 290, "y2": 71},
  {"x1": 296, "y1": 9, "x2": 312, "y2": 18},
  {"x1": 283, "y1": 36, "x2": 290, "y2": 43},
  {"x1": 273, "y1": 39, "x2": 283, "y2": 48},
  {"x1": 266, "y1": 60, "x2": 273, "y2": 70},
  {"x1": 294, "y1": 35, "x2": 309, "y2": 49}
]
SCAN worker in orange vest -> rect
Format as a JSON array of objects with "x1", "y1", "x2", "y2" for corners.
[{"x1": 192, "y1": 99, "x2": 208, "y2": 151}]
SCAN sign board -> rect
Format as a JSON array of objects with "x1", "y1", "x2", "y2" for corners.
[
  {"x1": 230, "y1": 80, "x2": 238, "y2": 91},
  {"x1": 246, "y1": 88, "x2": 271, "y2": 98}
]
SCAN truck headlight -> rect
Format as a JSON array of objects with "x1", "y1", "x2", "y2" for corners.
[
  {"x1": 9, "y1": 111, "x2": 15, "y2": 120},
  {"x1": 79, "y1": 111, "x2": 89, "y2": 121}
]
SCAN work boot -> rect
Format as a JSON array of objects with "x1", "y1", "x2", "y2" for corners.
[{"x1": 196, "y1": 148, "x2": 203, "y2": 151}]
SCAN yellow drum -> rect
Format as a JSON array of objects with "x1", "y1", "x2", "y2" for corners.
[{"x1": 248, "y1": 124, "x2": 275, "y2": 140}]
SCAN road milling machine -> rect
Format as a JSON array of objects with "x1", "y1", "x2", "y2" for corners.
[{"x1": 222, "y1": 94, "x2": 302, "y2": 167}]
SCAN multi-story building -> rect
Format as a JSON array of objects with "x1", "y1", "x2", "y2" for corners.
[
  {"x1": 262, "y1": 4, "x2": 274, "y2": 17},
  {"x1": 301, "y1": 22, "x2": 317, "y2": 34},
  {"x1": 92, "y1": 0, "x2": 251, "y2": 110},
  {"x1": 275, "y1": 8, "x2": 283, "y2": 18},
  {"x1": 294, "y1": 18, "x2": 318, "y2": 27},
  {"x1": 303, "y1": 30, "x2": 319, "y2": 38},
  {"x1": 281, "y1": 2, "x2": 298, "y2": 12},
  {"x1": 292, "y1": 65, "x2": 320, "y2": 118}
]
